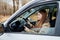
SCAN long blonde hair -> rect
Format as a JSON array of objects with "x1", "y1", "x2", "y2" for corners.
[{"x1": 35, "y1": 9, "x2": 47, "y2": 28}]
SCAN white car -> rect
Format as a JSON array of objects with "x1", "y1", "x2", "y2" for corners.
[{"x1": 0, "y1": 0, "x2": 60, "y2": 40}]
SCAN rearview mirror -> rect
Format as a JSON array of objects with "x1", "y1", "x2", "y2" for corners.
[{"x1": 0, "y1": 23, "x2": 4, "y2": 36}]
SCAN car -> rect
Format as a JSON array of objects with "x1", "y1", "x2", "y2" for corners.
[{"x1": 0, "y1": 0, "x2": 60, "y2": 40}]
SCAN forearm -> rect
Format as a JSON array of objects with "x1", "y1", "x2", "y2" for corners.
[{"x1": 24, "y1": 26, "x2": 37, "y2": 34}]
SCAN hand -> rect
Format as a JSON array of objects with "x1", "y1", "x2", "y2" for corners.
[
  {"x1": 27, "y1": 21, "x2": 34, "y2": 28},
  {"x1": 24, "y1": 26, "x2": 37, "y2": 33},
  {"x1": 24, "y1": 26, "x2": 31, "y2": 32}
]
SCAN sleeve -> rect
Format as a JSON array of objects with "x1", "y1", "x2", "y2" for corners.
[{"x1": 24, "y1": 26, "x2": 38, "y2": 34}]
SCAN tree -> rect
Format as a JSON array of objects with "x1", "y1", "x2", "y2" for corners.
[
  {"x1": 13, "y1": 0, "x2": 15, "y2": 13},
  {"x1": 16, "y1": 0, "x2": 19, "y2": 10},
  {"x1": 12, "y1": 0, "x2": 19, "y2": 13},
  {"x1": 22, "y1": 0, "x2": 30, "y2": 6}
]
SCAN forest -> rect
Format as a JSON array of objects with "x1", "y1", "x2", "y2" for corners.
[{"x1": 0, "y1": 0, "x2": 31, "y2": 23}]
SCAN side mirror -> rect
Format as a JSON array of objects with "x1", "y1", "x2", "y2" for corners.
[{"x1": 0, "y1": 23, "x2": 4, "y2": 36}]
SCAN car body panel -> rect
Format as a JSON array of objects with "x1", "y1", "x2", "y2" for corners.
[{"x1": 0, "y1": 33, "x2": 60, "y2": 40}]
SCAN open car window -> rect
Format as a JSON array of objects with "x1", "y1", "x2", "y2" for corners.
[{"x1": 9, "y1": 3, "x2": 58, "y2": 35}]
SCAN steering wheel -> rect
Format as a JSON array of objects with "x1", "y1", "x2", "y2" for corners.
[
  {"x1": 23, "y1": 18, "x2": 32, "y2": 28},
  {"x1": 10, "y1": 21, "x2": 24, "y2": 32},
  {"x1": 9, "y1": 18, "x2": 32, "y2": 32}
]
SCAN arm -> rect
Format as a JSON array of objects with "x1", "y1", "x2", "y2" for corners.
[{"x1": 24, "y1": 26, "x2": 37, "y2": 34}]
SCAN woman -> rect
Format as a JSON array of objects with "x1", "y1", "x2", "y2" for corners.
[{"x1": 24, "y1": 9, "x2": 50, "y2": 34}]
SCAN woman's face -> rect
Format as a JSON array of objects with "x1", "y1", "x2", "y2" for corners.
[{"x1": 37, "y1": 12, "x2": 42, "y2": 20}]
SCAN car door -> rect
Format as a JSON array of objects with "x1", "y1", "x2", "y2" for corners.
[{"x1": 2, "y1": 1, "x2": 58, "y2": 36}]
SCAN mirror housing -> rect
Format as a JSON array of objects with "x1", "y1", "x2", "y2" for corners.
[{"x1": 0, "y1": 23, "x2": 4, "y2": 36}]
